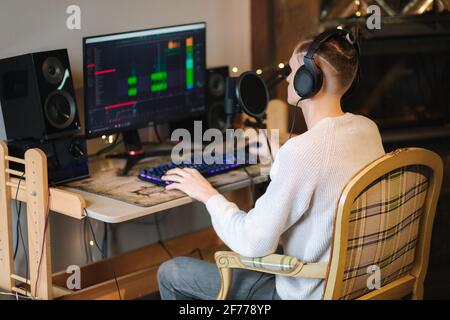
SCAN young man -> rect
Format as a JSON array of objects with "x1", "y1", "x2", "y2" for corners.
[{"x1": 157, "y1": 30, "x2": 385, "y2": 300}]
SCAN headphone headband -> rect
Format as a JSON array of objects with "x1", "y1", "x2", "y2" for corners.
[{"x1": 305, "y1": 29, "x2": 349, "y2": 60}]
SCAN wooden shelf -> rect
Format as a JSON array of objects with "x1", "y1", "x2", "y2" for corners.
[
  {"x1": 11, "y1": 177, "x2": 86, "y2": 220},
  {"x1": 52, "y1": 227, "x2": 226, "y2": 300}
]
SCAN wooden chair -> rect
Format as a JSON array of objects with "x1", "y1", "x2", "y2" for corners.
[{"x1": 215, "y1": 148, "x2": 443, "y2": 300}]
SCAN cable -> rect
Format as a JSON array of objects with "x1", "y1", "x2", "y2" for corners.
[
  {"x1": 13, "y1": 173, "x2": 25, "y2": 259},
  {"x1": 243, "y1": 166, "x2": 255, "y2": 207},
  {"x1": 12, "y1": 173, "x2": 29, "y2": 297},
  {"x1": 153, "y1": 214, "x2": 173, "y2": 259},
  {"x1": 153, "y1": 125, "x2": 162, "y2": 144},
  {"x1": 0, "y1": 291, "x2": 33, "y2": 300},
  {"x1": 102, "y1": 222, "x2": 108, "y2": 260},
  {"x1": 260, "y1": 128, "x2": 274, "y2": 163},
  {"x1": 82, "y1": 219, "x2": 91, "y2": 264},
  {"x1": 84, "y1": 209, "x2": 122, "y2": 300},
  {"x1": 289, "y1": 99, "x2": 302, "y2": 139}
]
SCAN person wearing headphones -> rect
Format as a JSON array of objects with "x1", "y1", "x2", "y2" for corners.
[{"x1": 157, "y1": 29, "x2": 385, "y2": 300}]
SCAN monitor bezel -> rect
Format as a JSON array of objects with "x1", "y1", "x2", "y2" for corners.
[{"x1": 82, "y1": 22, "x2": 207, "y2": 139}]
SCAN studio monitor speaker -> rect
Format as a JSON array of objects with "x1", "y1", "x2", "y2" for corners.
[
  {"x1": 0, "y1": 49, "x2": 80, "y2": 141},
  {"x1": 169, "y1": 66, "x2": 229, "y2": 133},
  {"x1": 205, "y1": 66, "x2": 229, "y2": 130}
]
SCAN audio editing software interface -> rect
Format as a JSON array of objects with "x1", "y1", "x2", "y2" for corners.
[{"x1": 84, "y1": 23, "x2": 206, "y2": 136}]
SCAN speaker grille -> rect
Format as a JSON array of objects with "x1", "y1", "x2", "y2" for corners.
[
  {"x1": 42, "y1": 56, "x2": 65, "y2": 85},
  {"x1": 44, "y1": 90, "x2": 77, "y2": 129}
]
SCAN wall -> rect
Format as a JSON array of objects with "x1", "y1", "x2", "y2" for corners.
[
  {"x1": 0, "y1": 0, "x2": 251, "y2": 273},
  {"x1": 0, "y1": 0, "x2": 251, "y2": 86}
]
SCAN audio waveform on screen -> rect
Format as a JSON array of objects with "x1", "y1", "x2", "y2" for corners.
[{"x1": 94, "y1": 68, "x2": 117, "y2": 76}]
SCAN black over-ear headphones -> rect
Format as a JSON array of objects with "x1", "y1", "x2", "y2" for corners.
[{"x1": 294, "y1": 28, "x2": 360, "y2": 100}]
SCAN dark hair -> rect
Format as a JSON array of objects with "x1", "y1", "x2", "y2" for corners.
[{"x1": 296, "y1": 36, "x2": 358, "y2": 92}]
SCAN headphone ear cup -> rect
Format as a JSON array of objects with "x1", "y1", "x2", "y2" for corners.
[{"x1": 294, "y1": 65, "x2": 314, "y2": 98}]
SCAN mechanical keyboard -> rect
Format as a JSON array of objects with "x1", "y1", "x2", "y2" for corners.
[{"x1": 138, "y1": 154, "x2": 251, "y2": 186}]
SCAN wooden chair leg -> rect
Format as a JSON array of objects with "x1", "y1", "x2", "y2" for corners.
[
  {"x1": 216, "y1": 267, "x2": 232, "y2": 300},
  {"x1": 411, "y1": 282, "x2": 424, "y2": 300}
]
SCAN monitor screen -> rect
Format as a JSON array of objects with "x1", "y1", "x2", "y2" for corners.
[{"x1": 83, "y1": 22, "x2": 206, "y2": 137}]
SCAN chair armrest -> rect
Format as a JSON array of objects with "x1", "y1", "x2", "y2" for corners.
[{"x1": 214, "y1": 251, "x2": 328, "y2": 300}]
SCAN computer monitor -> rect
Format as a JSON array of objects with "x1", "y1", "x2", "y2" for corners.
[{"x1": 83, "y1": 22, "x2": 206, "y2": 174}]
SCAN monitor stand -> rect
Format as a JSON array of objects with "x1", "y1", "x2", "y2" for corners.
[{"x1": 106, "y1": 130, "x2": 172, "y2": 176}]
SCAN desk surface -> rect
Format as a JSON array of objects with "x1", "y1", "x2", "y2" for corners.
[{"x1": 64, "y1": 156, "x2": 269, "y2": 224}]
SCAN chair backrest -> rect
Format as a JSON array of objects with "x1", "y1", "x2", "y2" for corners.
[{"x1": 323, "y1": 148, "x2": 443, "y2": 300}]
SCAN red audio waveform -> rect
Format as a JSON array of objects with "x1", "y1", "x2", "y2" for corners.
[
  {"x1": 104, "y1": 100, "x2": 137, "y2": 110},
  {"x1": 95, "y1": 68, "x2": 117, "y2": 76}
]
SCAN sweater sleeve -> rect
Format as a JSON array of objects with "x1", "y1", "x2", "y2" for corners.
[{"x1": 205, "y1": 137, "x2": 323, "y2": 257}]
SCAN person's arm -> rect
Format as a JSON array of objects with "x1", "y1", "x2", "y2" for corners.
[
  {"x1": 205, "y1": 146, "x2": 319, "y2": 257},
  {"x1": 163, "y1": 139, "x2": 322, "y2": 257}
]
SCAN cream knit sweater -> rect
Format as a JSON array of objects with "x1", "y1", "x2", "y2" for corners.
[{"x1": 205, "y1": 112, "x2": 385, "y2": 300}]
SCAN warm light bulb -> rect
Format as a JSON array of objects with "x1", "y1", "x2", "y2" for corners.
[
  {"x1": 355, "y1": 11, "x2": 362, "y2": 16},
  {"x1": 89, "y1": 240, "x2": 94, "y2": 246},
  {"x1": 108, "y1": 135, "x2": 114, "y2": 144},
  {"x1": 101, "y1": 135, "x2": 106, "y2": 140},
  {"x1": 256, "y1": 69, "x2": 263, "y2": 75},
  {"x1": 232, "y1": 67, "x2": 239, "y2": 73},
  {"x1": 355, "y1": 0, "x2": 360, "y2": 6},
  {"x1": 278, "y1": 63, "x2": 285, "y2": 69},
  {"x1": 337, "y1": 25, "x2": 344, "y2": 30}
]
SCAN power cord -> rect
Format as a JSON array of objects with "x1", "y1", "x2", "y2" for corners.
[
  {"x1": 243, "y1": 166, "x2": 255, "y2": 207},
  {"x1": 13, "y1": 173, "x2": 25, "y2": 259},
  {"x1": 153, "y1": 214, "x2": 173, "y2": 259},
  {"x1": 84, "y1": 208, "x2": 122, "y2": 300},
  {"x1": 12, "y1": 173, "x2": 29, "y2": 297},
  {"x1": 289, "y1": 99, "x2": 302, "y2": 139},
  {"x1": 260, "y1": 128, "x2": 274, "y2": 163},
  {"x1": 82, "y1": 219, "x2": 92, "y2": 264},
  {"x1": 153, "y1": 125, "x2": 162, "y2": 144},
  {"x1": 102, "y1": 222, "x2": 108, "y2": 260},
  {"x1": 0, "y1": 291, "x2": 33, "y2": 300}
]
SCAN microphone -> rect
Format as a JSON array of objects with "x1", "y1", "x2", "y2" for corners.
[{"x1": 224, "y1": 71, "x2": 269, "y2": 129}]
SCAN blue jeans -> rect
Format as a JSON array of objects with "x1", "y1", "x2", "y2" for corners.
[{"x1": 157, "y1": 257, "x2": 281, "y2": 300}]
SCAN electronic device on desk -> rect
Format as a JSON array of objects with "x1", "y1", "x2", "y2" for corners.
[
  {"x1": 83, "y1": 22, "x2": 207, "y2": 175},
  {"x1": 7, "y1": 135, "x2": 89, "y2": 186},
  {"x1": 0, "y1": 49, "x2": 89, "y2": 185},
  {"x1": 138, "y1": 151, "x2": 251, "y2": 187},
  {"x1": 0, "y1": 49, "x2": 81, "y2": 141}
]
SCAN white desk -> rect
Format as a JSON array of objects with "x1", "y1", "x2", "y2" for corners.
[{"x1": 64, "y1": 156, "x2": 269, "y2": 224}]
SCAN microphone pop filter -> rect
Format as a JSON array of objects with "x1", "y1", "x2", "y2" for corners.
[{"x1": 236, "y1": 71, "x2": 269, "y2": 119}]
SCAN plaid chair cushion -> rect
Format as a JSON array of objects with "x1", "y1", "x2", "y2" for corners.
[{"x1": 339, "y1": 165, "x2": 430, "y2": 300}]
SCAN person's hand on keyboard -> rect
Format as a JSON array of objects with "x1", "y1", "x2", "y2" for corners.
[{"x1": 162, "y1": 168, "x2": 219, "y2": 203}]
